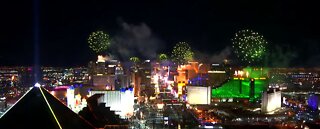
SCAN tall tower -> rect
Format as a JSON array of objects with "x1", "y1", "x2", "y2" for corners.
[
  {"x1": 239, "y1": 79, "x2": 242, "y2": 94},
  {"x1": 261, "y1": 88, "x2": 281, "y2": 113},
  {"x1": 249, "y1": 78, "x2": 255, "y2": 98},
  {"x1": 96, "y1": 55, "x2": 106, "y2": 75},
  {"x1": 115, "y1": 64, "x2": 124, "y2": 90},
  {"x1": 67, "y1": 87, "x2": 75, "y2": 110}
]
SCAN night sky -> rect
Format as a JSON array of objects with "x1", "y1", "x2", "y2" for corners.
[{"x1": 0, "y1": 0, "x2": 319, "y2": 67}]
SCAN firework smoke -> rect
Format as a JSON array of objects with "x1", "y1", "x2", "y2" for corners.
[{"x1": 110, "y1": 21, "x2": 164, "y2": 60}]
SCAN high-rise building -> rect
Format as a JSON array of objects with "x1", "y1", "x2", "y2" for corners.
[
  {"x1": 96, "y1": 55, "x2": 106, "y2": 75},
  {"x1": 114, "y1": 64, "x2": 130, "y2": 90},
  {"x1": 307, "y1": 94, "x2": 319, "y2": 111},
  {"x1": 88, "y1": 88, "x2": 134, "y2": 119},
  {"x1": 208, "y1": 64, "x2": 227, "y2": 87},
  {"x1": 90, "y1": 56, "x2": 130, "y2": 90},
  {"x1": 131, "y1": 72, "x2": 141, "y2": 97},
  {"x1": 186, "y1": 85, "x2": 211, "y2": 105},
  {"x1": 261, "y1": 88, "x2": 281, "y2": 113}
]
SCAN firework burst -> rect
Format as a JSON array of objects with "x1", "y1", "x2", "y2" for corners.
[
  {"x1": 88, "y1": 31, "x2": 110, "y2": 54},
  {"x1": 171, "y1": 42, "x2": 194, "y2": 64},
  {"x1": 232, "y1": 29, "x2": 268, "y2": 64}
]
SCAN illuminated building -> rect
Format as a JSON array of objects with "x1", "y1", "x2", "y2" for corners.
[
  {"x1": 150, "y1": 61, "x2": 176, "y2": 98},
  {"x1": 89, "y1": 55, "x2": 109, "y2": 88},
  {"x1": 92, "y1": 75, "x2": 113, "y2": 89},
  {"x1": 139, "y1": 60, "x2": 152, "y2": 96},
  {"x1": 131, "y1": 72, "x2": 141, "y2": 97},
  {"x1": 67, "y1": 88, "x2": 75, "y2": 110},
  {"x1": 125, "y1": 60, "x2": 153, "y2": 97},
  {"x1": 186, "y1": 86, "x2": 211, "y2": 105},
  {"x1": 90, "y1": 56, "x2": 130, "y2": 90},
  {"x1": 106, "y1": 60, "x2": 118, "y2": 75},
  {"x1": 174, "y1": 62, "x2": 204, "y2": 96},
  {"x1": 114, "y1": 64, "x2": 130, "y2": 90},
  {"x1": 175, "y1": 62, "x2": 199, "y2": 84},
  {"x1": 212, "y1": 67, "x2": 268, "y2": 100},
  {"x1": 178, "y1": 82, "x2": 184, "y2": 95},
  {"x1": 261, "y1": 88, "x2": 281, "y2": 113},
  {"x1": 208, "y1": 63, "x2": 227, "y2": 87},
  {"x1": 212, "y1": 79, "x2": 267, "y2": 99},
  {"x1": 307, "y1": 94, "x2": 319, "y2": 111},
  {"x1": 0, "y1": 97, "x2": 7, "y2": 113},
  {"x1": 47, "y1": 85, "x2": 87, "y2": 113},
  {"x1": 96, "y1": 55, "x2": 106, "y2": 75},
  {"x1": 88, "y1": 88, "x2": 134, "y2": 118}
]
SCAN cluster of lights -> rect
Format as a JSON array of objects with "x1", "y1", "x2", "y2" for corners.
[
  {"x1": 171, "y1": 42, "x2": 194, "y2": 64},
  {"x1": 88, "y1": 30, "x2": 110, "y2": 54},
  {"x1": 234, "y1": 70, "x2": 249, "y2": 78},
  {"x1": 232, "y1": 29, "x2": 268, "y2": 64}
]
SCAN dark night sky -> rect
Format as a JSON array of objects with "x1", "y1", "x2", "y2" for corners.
[{"x1": 0, "y1": 0, "x2": 319, "y2": 67}]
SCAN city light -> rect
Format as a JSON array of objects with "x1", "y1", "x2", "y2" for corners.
[{"x1": 0, "y1": 2, "x2": 318, "y2": 128}]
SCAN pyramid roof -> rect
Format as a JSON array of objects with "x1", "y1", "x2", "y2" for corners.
[{"x1": 0, "y1": 87, "x2": 96, "y2": 129}]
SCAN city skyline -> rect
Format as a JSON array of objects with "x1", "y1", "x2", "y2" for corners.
[
  {"x1": 2, "y1": 1, "x2": 320, "y2": 128},
  {"x1": 1, "y1": 0, "x2": 319, "y2": 67}
]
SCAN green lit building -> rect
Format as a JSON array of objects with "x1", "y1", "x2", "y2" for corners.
[{"x1": 212, "y1": 67, "x2": 269, "y2": 102}]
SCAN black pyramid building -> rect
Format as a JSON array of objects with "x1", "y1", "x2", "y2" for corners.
[{"x1": 0, "y1": 86, "x2": 96, "y2": 129}]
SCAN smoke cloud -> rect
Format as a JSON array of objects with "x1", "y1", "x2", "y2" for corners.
[
  {"x1": 209, "y1": 47, "x2": 231, "y2": 63},
  {"x1": 264, "y1": 45, "x2": 297, "y2": 67},
  {"x1": 302, "y1": 40, "x2": 320, "y2": 67},
  {"x1": 110, "y1": 21, "x2": 164, "y2": 60},
  {"x1": 194, "y1": 47, "x2": 231, "y2": 64}
]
